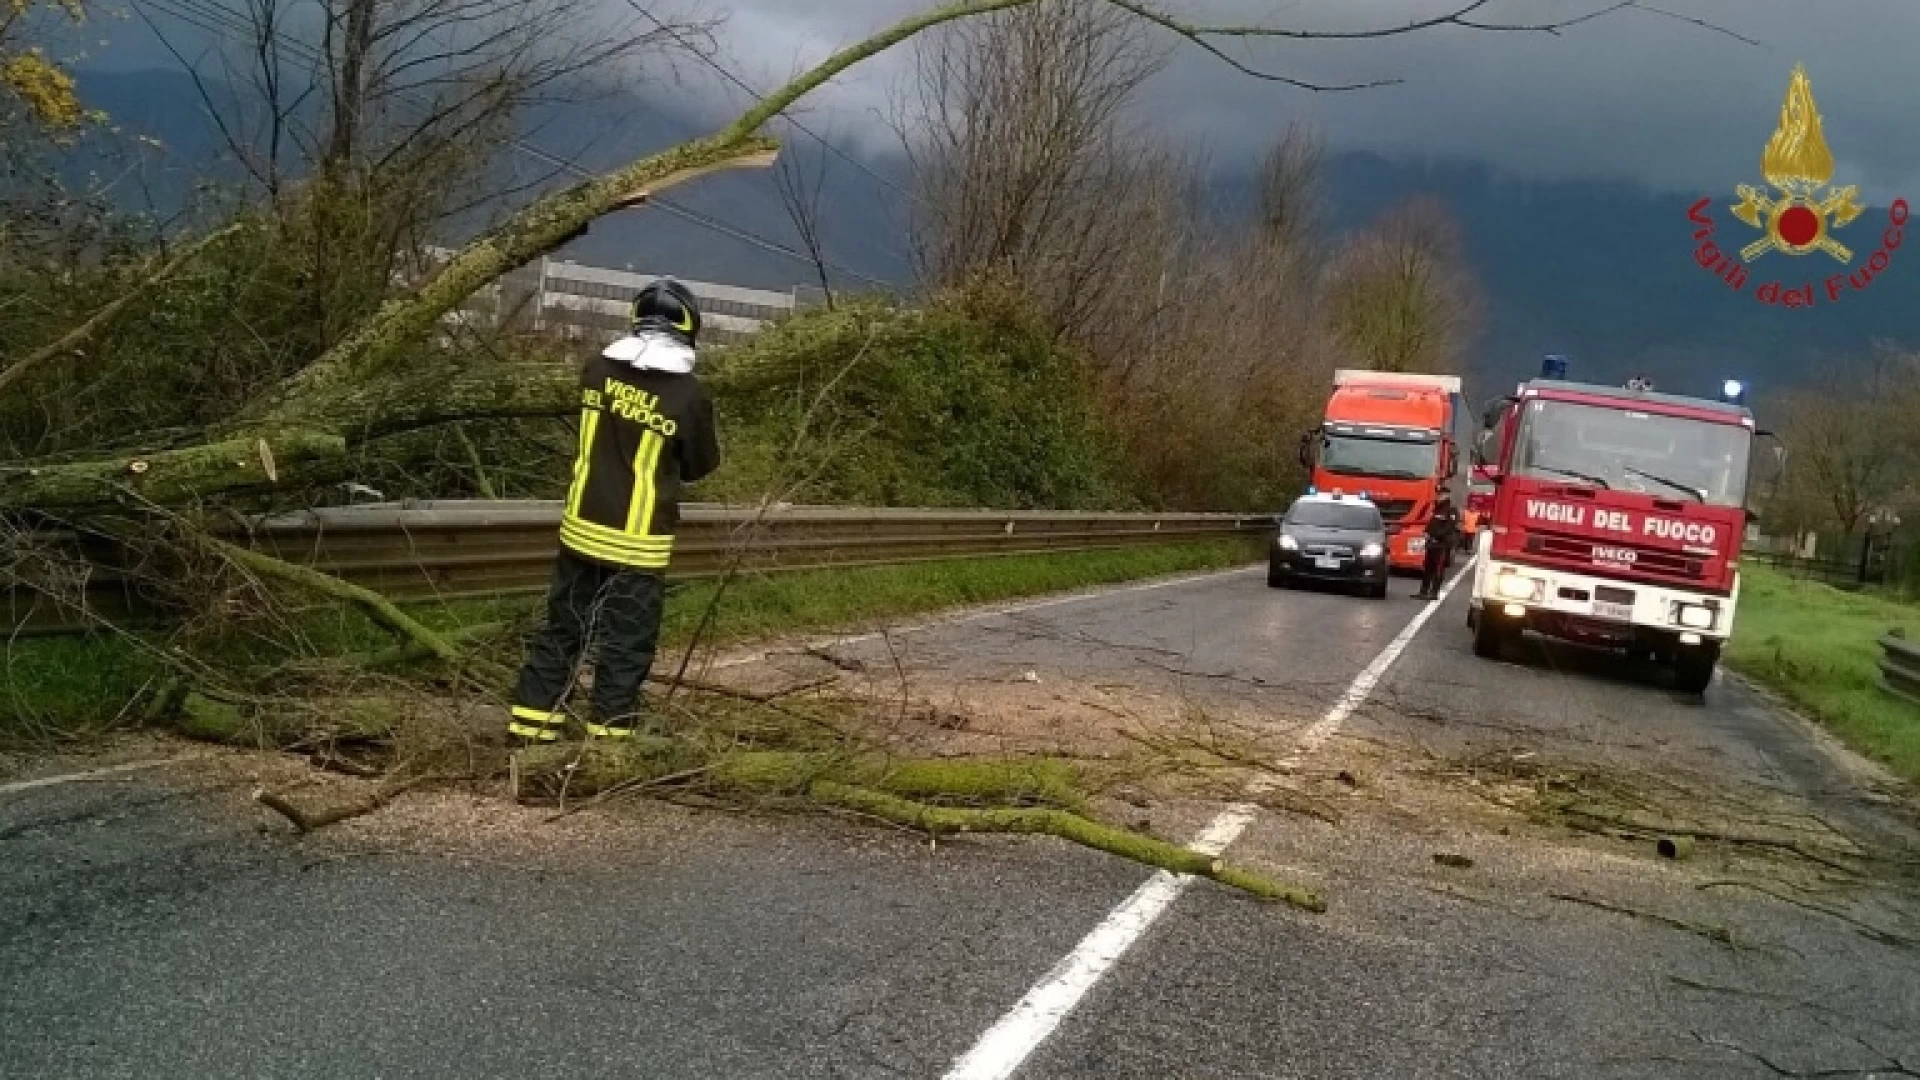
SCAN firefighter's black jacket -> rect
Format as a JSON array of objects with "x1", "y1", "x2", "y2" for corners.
[{"x1": 560, "y1": 345, "x2": 720, "y2": 570}]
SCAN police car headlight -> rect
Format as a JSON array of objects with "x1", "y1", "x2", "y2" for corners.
[
  {"x1": 1278, "y1": 533, "x2": 1298, "y2": 551},
  {"x1": 1676, "y1": 604, "x2": 1714, "y2": 629},
  {"x1": 1495, "y1": 572, "x2": 1541, "y2": 601},
  {"x1": 1359, "y1": 542, "x2": 1383, "y2": 560}
]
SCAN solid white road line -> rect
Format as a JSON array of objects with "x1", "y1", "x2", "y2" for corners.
[
  {"x1": 706, "y1": 564, "x2": 1262, "y2": 670},
  {"x1": 940, "y1": 566, "x2": 1469, "y2": 1080},
  {"x1": 0, "y1": 754, "x2": 212, "y2": 797}
]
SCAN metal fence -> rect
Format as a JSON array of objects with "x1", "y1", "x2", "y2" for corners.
[
  {"x1": 1742, "y1": 537, "x2": 1911, "y2": 592},
  {"x1": 7, "y1": 501, "x2": 1270, "y2": 636},
  {"x1": 1880, "y1": 634, "x2": 1920, "y2": 709}
]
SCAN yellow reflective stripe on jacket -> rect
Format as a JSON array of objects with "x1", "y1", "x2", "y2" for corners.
[
  {"x1": 625, "y1": 431, "x2": 664, "y2": 534},
  {"x1": 567, "y1": 409, "x2": 600, "y2": 518},
  {"x1": 560, "y1": 514, "x2": 674, "y2": 568}
]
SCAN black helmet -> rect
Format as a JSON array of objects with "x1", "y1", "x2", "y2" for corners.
[{"x1": 630, "y1": 277, "x2": 701, "y2": 344}]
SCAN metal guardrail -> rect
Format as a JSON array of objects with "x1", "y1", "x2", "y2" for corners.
[
  {"x1": 7, "y1": 501, "x2": 1270, "y2": 635},
  {"x1": 1879, "y1": 633, "x2": 1920, "y2": 709}
]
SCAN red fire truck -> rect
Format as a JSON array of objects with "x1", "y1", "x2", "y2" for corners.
[{"x1": 1466, "y1": 376, "x2": 1770, "y2": 694}]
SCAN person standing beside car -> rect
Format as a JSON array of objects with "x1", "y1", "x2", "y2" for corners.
[{"x1": 1416, "y1": 491, "x2": 1461, "y2": 600}]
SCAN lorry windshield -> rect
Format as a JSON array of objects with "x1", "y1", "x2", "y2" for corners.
[
  {"x1": 1318, "y1": 433, "x2": 1439, "y2": 480},
  {"x1": 1512, "y1": 399, "x2": 1751, "y2": 507}
]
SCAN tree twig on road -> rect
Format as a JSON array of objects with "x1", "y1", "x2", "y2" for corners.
[
  {"x1": 1696, "y1": 880, "x2": 1920, "y2": 951},
  {"x1": 1550, "y1": 891, "x2": 1739, "y2": 950},
  {"x1": 255, "y1": 770, "x2": 449, "y2": 833},
  {"x1": 1689, "y1": 1030, "x2": 1920, "y2": 1079}
]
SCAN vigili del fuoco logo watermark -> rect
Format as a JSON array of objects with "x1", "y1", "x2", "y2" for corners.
[{"x1": 1687, "y1": 64, "x2": 1905, "y2": 308}]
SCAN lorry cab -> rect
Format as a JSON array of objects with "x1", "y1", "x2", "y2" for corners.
[{"x1": 1302, "y1": 370, "x2": 1466, "y2": 574}]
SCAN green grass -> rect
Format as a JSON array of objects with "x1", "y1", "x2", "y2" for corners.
[
  {"x1": 2, "y1": 538, "x2": 1260, "y2": 745},
  {"x1": 1725, "y1": 564, "x2": 1920, "y2": 786}
]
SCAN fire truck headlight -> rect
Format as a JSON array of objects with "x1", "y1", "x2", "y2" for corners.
[
  {"x1": 1495, "y1": 572, "x2": 1541, "y2": 601},
  {"x1": 1360, "y1": 542, "x2": 1383, "y2": 560},
  {"x1": 1676, "y1": 604, "x2": 1715, "y2": 630}
]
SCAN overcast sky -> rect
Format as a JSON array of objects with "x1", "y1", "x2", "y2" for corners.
[{"x1": 654, "y1": 0, "x2": 1920, "y2": 199}]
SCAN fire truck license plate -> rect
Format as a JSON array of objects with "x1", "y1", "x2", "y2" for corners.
[
  {"x1": 1592, "y1": 600, "x2": 1633, "y2": 621},
  {"x1": 1314, "y1": 555, "x2": 1341, "y2": 569}
]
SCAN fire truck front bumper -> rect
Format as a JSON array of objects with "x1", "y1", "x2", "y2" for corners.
[{"x1": 1470, "y1": 557, "x2": 1736, "y2": 646}]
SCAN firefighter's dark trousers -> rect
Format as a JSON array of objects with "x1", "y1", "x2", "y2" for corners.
[
  {"x1": 1420, "y1": 538, "x2": 1443, "y2": 595},
  {"x1": 509, "y1": 547, "x2": 666, "y2": 741},
  {"x1": 1419, "y1": 543, "x2": 1450, "y2": 598}
]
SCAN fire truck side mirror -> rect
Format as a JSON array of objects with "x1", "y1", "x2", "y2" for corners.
[{"x1": 1298, "y1": 429, "x2": 1318, "y2": 471}]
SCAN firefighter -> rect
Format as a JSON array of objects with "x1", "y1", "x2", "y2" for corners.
[
  {"x1": 1416, "y1": 491, "x2": 1461, "y2": 601},
  {"x1": 506, "y1": 277, "x2": 722, "y2": 744}
]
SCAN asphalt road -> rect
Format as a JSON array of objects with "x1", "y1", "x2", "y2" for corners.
[{"x1": 4, "y1": 563, "x2": 1918, "y2": 1079}]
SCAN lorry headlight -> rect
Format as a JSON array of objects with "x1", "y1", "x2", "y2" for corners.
[
  {"x1": 1360, "y1": 542, "x2": 1383, "y2": 560},
  {"x1": 1408, "y1": 536, "x2": 1427, "y2": 552},
  {"x1": 1676, "y1": 604, "x2": 1714, "y2": 629},
  {"x1": 1278, "y1": 533, "x2": 1298, "y2": 551},
  {"x1": 1495, "y1": 572, "x2": 1541, "y2": 601}
]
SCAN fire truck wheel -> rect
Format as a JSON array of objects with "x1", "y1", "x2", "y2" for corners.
[
  {"x1": 1672, "y1": 641, "x2": 1720, "y2": 695},
  {"x1": 1472, "y1": 609, "x2": 1513, "y2": 659}
]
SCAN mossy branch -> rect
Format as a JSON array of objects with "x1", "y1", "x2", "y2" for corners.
[
  {"x1": 811, "y1": 781, "x2": 1324, "y2": 911},
  {"x1": 253, "y1": 142, "x2": 780, "y2": 411},
  {"x1": 508, "y1": 740, "x2": 1322, "y2": 911},
  {"x1": 212, "y1": 538, "x2": 462, "y2": 663},
  {"x1": 0, "y1": 430, "x2": 344, "y2": 510}
]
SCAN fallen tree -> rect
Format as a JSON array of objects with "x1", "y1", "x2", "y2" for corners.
[
  {"x1": 7, "y1": 0, "x2": 1735, "y2": 905},
  {"x1": 1, "y1": 0, "x2": 1690, "y2": 516}
]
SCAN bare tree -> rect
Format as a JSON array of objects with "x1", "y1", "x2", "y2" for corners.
[
  {"x1": 1255, "y1": 120, "x2": 1327, "y2": 262},
  {"x1": 772, "y1": 134, "x2": 836, "y2": 310},
  {"x1": 1768, "y1": 347, "x2": 1919, "y2": 537},
  {"x1": 1322, "y1": 195, "x2": 1482, "y2": 375},
  {"x1": 898, "y1": 0, "x2": 1169, "y2": 341}
]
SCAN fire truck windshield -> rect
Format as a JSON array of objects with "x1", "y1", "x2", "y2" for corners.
[
  {"x1": 1512, "y1": 399, "x2": 1751, "y2": 507},
  {"x1": 1318, "y1": 432, "x2": 1439, "y2": 480}
]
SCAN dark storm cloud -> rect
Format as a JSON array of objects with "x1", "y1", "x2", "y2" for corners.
[{"x1": 693, "y1": 0, "x2": 1920, "y2": 198}]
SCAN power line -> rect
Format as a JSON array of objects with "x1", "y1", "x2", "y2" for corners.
[{"x1": 129, "y1": 0, "x2": 895, "y2": 288}]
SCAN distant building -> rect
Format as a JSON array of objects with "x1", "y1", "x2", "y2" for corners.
[{"x1": 417, "y1": 246, "x2": 820, "y2": 346}]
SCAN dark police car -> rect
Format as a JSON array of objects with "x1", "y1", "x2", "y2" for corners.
[{"x1": 1267, "y1": 490, "x2": 1390, "y2": 598}]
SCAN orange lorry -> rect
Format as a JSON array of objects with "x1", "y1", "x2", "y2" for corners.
[{"x1": 1299, "y1": 369, "x2": 1468, "y2": 573}]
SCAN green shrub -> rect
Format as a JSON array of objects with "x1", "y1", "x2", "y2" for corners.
[{"x1": 702, "y1": 284, "x2": 1140, "y2": 510}]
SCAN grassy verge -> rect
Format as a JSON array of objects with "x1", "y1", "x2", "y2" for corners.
[
  {"x1": 3, "y1": 538, "x2": 1260, "y2": 744},
  {"x1": 1725, "y1": 564, "x2": 1920, "y2": 786}
]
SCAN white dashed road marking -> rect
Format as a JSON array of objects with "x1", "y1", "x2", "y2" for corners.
[
  {"x1": 0, "y1": 754, "x2": 212, "y2": 797},
  {"x1": 940, "y1": 566, "x2": 1469, "y2": 1080}
]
